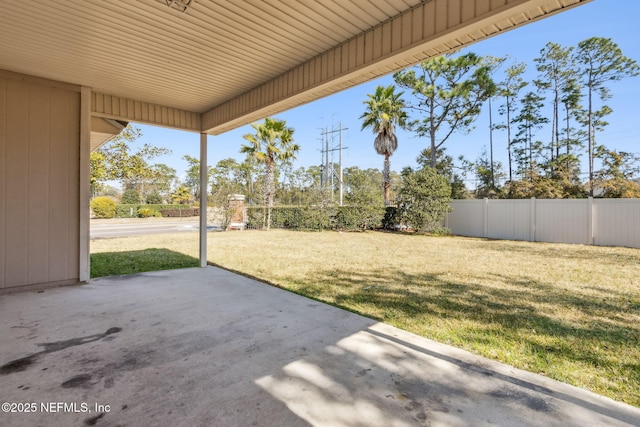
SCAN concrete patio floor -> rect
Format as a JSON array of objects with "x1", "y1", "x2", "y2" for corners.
[{"x1": 1, "y1": 267, "x2": 639, "y2": 427}]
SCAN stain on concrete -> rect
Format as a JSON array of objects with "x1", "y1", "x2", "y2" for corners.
[
  {"x1": 84, "y1": 412, "x2": 105, "y2": 425},
  {"x1": 489, "y1": 388, "x2": 553, "y2": 412},
  {"x1": 61, "y1": 374, "x2": 92, "y2": 389},
  {"x1": 0, "y1": 355, "x2": 36, "y2": 374},
  {"x1": 0, "y1": 327, "x2": 122, "y2": 375}
]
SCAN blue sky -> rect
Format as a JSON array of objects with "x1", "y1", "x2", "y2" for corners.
[{"x1": 132, "y1": 0, "x2": 640, "y2": 186}]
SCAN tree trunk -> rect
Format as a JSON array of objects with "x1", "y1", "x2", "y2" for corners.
[
  {"x1": 383, "y1": 154, "x2": 391, "y2": 206},
  {"x1": 506, "y1": 96, "x2": 513, "y2": 183},
  {"x1": 587, "y1": 75, "x2": 594, "y2": 197},
  {"x1": 265, "y1": 159, "x2": 275, "y2": 230}
]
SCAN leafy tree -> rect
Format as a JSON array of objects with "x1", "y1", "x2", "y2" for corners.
[
  {"x1": 574, "y1": 37, "x2": 640, "y2": 196},
  {"x1": 121, "y1": 189, "x2": 141, "y2": 204},
  {"x1": 89, "y1": 151, "x2": 108, "y2": 197},
  {"x1": 483, "y1": 56, "x2": 506, "y2": 190},
  {"x1": 276, "y1": 164, "x2": 325, "y2": 206},
  {"x1": 343, "y1": 167, "x2": 383, "y2": 205},
  {"x1": 360, "y1": 85, "x2": 408, "y2": 205},
  {"x1": 416, "y1": 148, "x2": 469, "y2": 199},
  {"x1": 559, "y1": 77, "x2": 583, "y2": 174},
  {"x1": 241, "y1": 117, "x2": 299, "y2": 230},
  {"x1": 97, "y1": 185, "x2": 121, "y2": 199},
  {"x1": 511, "y1": 91, "x2": 548, "y2": 178},
  {"x1": 594, "y1": 147, "x2": 640, "y2": 198},
  {"x1": 496, "y1": 61, "x2": 528, "y2": 182},
  {"x1": 502, "y1": 171, "x2": 586, "y2": 199},
  {"x1": 339, "y1": 167, "x2": 387, "y2": 230},
  {"x1": 146, "y1": 164, "x2": 177, "y2": 197},
  {"x1": 534, "y1": 42, "x2": 576, "y2": 166},
  {"x1": 394, "y1": 53, "x2": 497, "y2": 169},
  {"x1": 95, "y1": 125, "x2": 171, "y2": 195},
  {"x1": 145, "y1": 191, "x2": 163, "y2": 204},
  {"x1": 171, "y1": 185, "x2": 193, "y2": 205},
  {"x1": 183, "y1": 154, "x2": 214, "y2": 199},
  {"x1": 396, "y1": 167, "x2": 451, "y2": 233},
  {"x1": 473, "y1": 148, "x2": 505, "y2": 198}
]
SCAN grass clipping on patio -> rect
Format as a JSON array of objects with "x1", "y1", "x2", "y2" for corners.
[{"x1": 91, "y1": 230, "x2": 640, "y2": 406}]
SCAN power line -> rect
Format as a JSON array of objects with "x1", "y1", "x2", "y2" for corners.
[{"x1": 320, "y1": 123, "x2": 349, "y2": 205}]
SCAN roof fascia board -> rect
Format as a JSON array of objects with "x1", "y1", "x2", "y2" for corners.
[{"x1": 91, "y1": 92, "x2": 201, "y2": 133}]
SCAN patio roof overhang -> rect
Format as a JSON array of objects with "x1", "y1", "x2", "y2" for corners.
[{"x1": 0, "y1": 0, "x2": 590, "y2": 137}]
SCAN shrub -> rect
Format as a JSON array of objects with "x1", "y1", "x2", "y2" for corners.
[
  {"x1": 116, "y1": 204, "x2": 189, "y2": 218},
  {"x1": 159, "y1": 208, "x2": 199, "y2": 217},
  {"x1": 91, "y1": 196, "x2": 116, "y2": 219},
  {"x1": 335, "y1": 205, "x2": 385, "y2": 231},
  {"x1": 121, "y1": 189, "x2": 141, "y2": 204},
  {"x1": 137, "y1": 207, "x2": 161, "y2": 218},
  {"x1": 382, "y1": 206, "x2": 399, "y2": 230},
  {"x1": 397, "y1": 167, "x2": 451, "y2": 233},
  {"x1": 246, "y1": 205, "x2": 387, "y2": 231},
  {"x1": 145, "y1": 191, "x2": 163, "y2": 204}
]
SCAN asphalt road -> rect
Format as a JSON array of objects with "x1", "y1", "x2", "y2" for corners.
[{"x1": 90, "y1": 220, "x2": 220, "y2": 239}]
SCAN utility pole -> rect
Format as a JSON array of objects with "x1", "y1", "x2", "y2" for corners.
[{"x1": 319, "y1": 123, "x2": 348, "y2": 205}]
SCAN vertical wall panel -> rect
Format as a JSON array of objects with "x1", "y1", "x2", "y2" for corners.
[
  {"x1": 435, "y1": 0, "x2": 448, "y2": 33},
  {"x1": 4, "y1": 81, "x2": 29, "y2": 287},
  {"x1": 462, "y1": 0, "x2": 477, "y2": 21},
  {"x1": 425, "y1": 0, "x2": 437, "y2": 37},
  {"x1": 27, "y1": 84, "x2": 51, "y2": 284},
  {"x1": 0, "y1": 79, "x2": 5, "y2": 287},
  {"x1": 449, "y1": 0, "x2": 462, "y2": 27},
  {"x1": 0, "y1": 73, "x2": 80, "y2": 290}
]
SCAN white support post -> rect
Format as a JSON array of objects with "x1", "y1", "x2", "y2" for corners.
[
  {"x1": 79, "y1": 87, "x2": 91, "y2": 282},
  {"x1": 587, "y1": 196, "x2": 594, "y2": 245},
  {"x1": 483, "y1": 198, "x2": 489, "y2": 238},
  {"x1": 530, "y1": 197, "x2": 536, "y2": 242},
  {"x1": 199, "y1": 133, "x2": 208, "y2": 267}
]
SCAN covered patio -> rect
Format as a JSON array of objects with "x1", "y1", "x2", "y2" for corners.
[
  {"x1": 1, "y1": 0, "x2": 592, "y2": 292},
  {"x1": 6, "y1": 1, "x2": 638, "y2": 425},
  {"x1": 2, "y1": 267, "x2": 639, "y2": 426}
]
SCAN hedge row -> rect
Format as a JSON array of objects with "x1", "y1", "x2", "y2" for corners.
[
  {"x1": 246, "y1": 205, "x2": 393, "y2": 231},
  {"x1": 115, "y1": 204, "x2": 196, "y2": 218}
]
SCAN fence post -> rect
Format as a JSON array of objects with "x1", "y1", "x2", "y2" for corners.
[
  {"x1": 587, "y1": 196, "x2": 594, "y2": 245},
  {"x1": 530, "y1": 197, "x2": 536, "y2": 242},
  {"x1": 483, "y1": 198, "x2": 488, "y2": 238}
]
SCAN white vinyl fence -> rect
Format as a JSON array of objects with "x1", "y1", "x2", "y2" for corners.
[{"x1": 445, "y1": 198, "x2": 640, "y2": 249}]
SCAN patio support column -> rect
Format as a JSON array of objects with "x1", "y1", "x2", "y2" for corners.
[
  {"x1": 79, "y1": 86, "x2": 91, "y2": 282},
  {"x1": 199, "y1": 132, "x2": 208, "y2": 268}
]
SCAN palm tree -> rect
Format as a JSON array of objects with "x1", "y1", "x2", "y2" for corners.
[
  {"x1": 360, "y1": 85, "x2": 407, "y2": 205},
  {"x1": 241, "y1": 117, "x2": 299, "y2": 230}
]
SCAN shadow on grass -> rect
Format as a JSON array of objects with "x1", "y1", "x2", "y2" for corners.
[
  {"x1": 279, "y1": 267, "x2": 640, "y2": 405},
  {"x1": 474, "y1": 239, "x2": 640, "y2": 265},
  {"x1": 90, "y1": 248, "x2": 199, "y2": 278}
]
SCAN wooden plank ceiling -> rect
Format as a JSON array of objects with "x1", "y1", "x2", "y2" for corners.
[{"x1": 0, "y1": 0, "x2": 590, "y2": 134}]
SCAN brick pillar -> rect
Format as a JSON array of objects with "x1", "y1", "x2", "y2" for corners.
[{"x1": 227, "y1": 194, "x2": 246, "y2": 230}]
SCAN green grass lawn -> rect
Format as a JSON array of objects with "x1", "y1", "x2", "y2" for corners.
[{"x1": 91, "y1": 230, "x2": 640, "y2": 406}]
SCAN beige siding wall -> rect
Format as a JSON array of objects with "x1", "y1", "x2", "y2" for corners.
[{"x1": 0, "y1": 72, "x2": 80, "y2": 290}]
